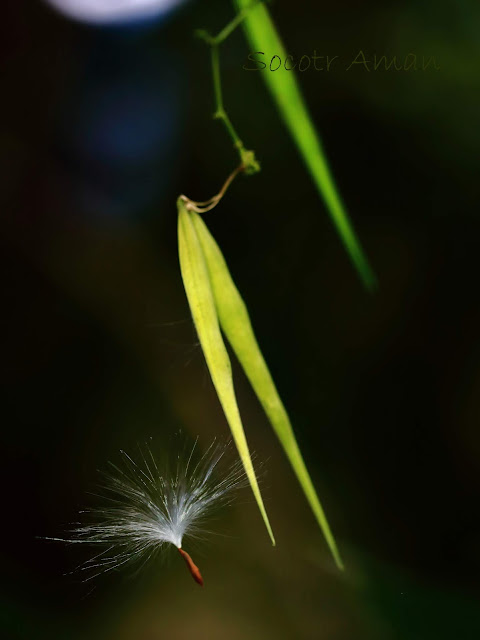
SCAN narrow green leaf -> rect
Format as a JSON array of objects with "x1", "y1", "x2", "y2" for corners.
[
  {"x1": 234, "y1": 0, "x2": 377, "y2": 291},
  {"x1": 177, "y1": 198, "x2": 275, "y2": 546},
  {"x1": 192, "y1": 211, "x2": 344, "y2": 570}
]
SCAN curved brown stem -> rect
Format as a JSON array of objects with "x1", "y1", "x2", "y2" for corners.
[{"x1": 180, "y1": 163, "x2": 244, "y2": 214}]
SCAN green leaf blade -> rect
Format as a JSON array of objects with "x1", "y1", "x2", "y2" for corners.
[
  {"x1": 234, "y1": 0, "x2": 377, "y2": 291},
  {"x1": 177, "y1": 199, "x2": 275, "y2": 546},
  {"x1": 191, "y1": 211, "x2": 344, "y2": 570}
]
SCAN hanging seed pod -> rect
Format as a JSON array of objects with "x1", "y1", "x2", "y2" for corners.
[
  {"x1": 191, "y1": 211, "x2": 343, "y2": 570},
  {"x1": 177, "y1": 198, "x2": 275, "y2": 546}
]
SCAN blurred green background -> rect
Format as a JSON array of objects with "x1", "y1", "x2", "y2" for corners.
[{"x1": 2, "y1": 1, "x2": 480, "y2": 638}]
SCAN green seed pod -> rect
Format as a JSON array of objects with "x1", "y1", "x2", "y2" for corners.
[{"x1": 177, "y1": 198, "x2": 275, "y2": 546}]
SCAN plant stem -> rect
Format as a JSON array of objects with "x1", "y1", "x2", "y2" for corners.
[
  {"x1": 214, "y1": 1, "x2": 261, "y2": 44},
  {"x1": 211, "y1": 44, "x2": 243, "y2": 151},
  {"x1": 181, "y1": 163, "x2": 244, "y2": 213},
  {"x1": 196, "y1": 2, "x2": 263, "y2": 174}
]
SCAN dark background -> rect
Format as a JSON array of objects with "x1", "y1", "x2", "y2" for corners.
[{"x1": 2, "y1": 1, "x2": 480, "y2": 638}]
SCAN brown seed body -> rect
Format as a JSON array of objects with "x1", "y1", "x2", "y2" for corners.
[{"x1": 178, "y1": 548, "x2": 204, "y2": 587}]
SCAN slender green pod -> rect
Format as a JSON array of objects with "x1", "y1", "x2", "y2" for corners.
[
  {"x1": 177, "y1": 198, "x2": 275, "y2": 546},
  {"x1": 191, "y1": 211, "x2": 343, "y2": 569}
]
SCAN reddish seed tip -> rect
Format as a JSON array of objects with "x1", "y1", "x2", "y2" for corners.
[{"x1": 178, "y1": 547, "x2": 204, "y2": 587}]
